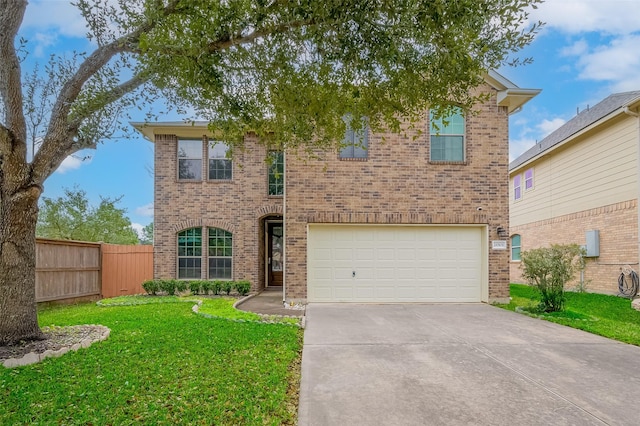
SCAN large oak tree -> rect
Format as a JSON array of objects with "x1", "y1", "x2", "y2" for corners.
[{"x1": 0, "y1": 0, "x2": 540, "y2": 344}]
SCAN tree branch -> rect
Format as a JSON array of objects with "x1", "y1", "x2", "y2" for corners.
[
  {"x1": 207, "y1": 18, "x2": 312, "y2": 53},
  {"x1": 0, "y1": 0, "x2": 28, "y2": 149},
  {"x1": 32, "y1": 0, "x2": 181, "y2": 182}
]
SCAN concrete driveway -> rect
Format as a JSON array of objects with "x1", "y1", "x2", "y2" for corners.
[{"x1": 298, "y1": 304, "x2": 640, "y2": 425}]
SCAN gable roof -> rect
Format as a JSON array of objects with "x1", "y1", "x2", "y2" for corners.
[{"x1": 510, "y1": 90, "x2": 640, "y2": 171}]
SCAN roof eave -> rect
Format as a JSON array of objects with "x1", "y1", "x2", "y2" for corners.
[
  {"x1": 497, "y1": 88, "x2": 542, "y2": 115},
  {"x1": 130, "y1": 121, "x2": 211, "y2": 143}
]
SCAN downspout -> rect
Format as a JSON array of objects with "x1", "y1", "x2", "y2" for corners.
[
  {"x1": 623, "y1": 107, "x2": 640, "y2": 278},
  {"x1": 282, "y1": 150, "x2": 287, "y2": 305}
]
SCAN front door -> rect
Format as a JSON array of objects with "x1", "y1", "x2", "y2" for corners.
[{"x1": 267, "y1": 222, "x2": 284, "y2": 287}]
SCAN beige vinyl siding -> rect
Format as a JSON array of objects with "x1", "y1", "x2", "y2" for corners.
[{"x1": 511, "y1": 115, "x2": 638, "y2": 227}]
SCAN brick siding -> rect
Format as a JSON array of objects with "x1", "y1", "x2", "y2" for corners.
[
  {"x1": 510, "y1": 199, "x2": 638, "y2": 294},
  {"x1": 153, "y1": 83, "x2": 512, "y2": 302},
  {"x1": 285, "y1": 84, "x2": 511, "y2": 302},
  {"x1": 153, "y1": 133, "x2": 283, "y2": 292}
]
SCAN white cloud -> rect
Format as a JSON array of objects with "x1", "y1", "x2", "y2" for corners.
[
  {"x1": 509, "y1": 116, "x2": 566, "y2": 162},
  {"x1": 509, "y1": 137, "x2": 537, "y2": 163},
  {"x1": 530, "y1": 0, "x2": 640, "y2": 35},
  {"x1": 552, "y1": 33, "x2": 640, "y2": 93},
  {"x1": 537, "y1": 118, "x2": 566, "y2": 137},
  {"x1": 574, "y1": 35, "x2": 640, "y2": 83},
  {"x1": 135, "y1": 203, "x2": 154, "y2": 217},
  {"x1": 55, "y1": 154, "x2": 92, "y2": 174},
  {"x1": 22, "y1": 1, "x2": 87, "y2": 39},
  {"x1": 560, "y1": 39, "x2": 588, "y2": 57},
  {"x1": 131, "y1": 222, "x2": 144, "y2": 239}
]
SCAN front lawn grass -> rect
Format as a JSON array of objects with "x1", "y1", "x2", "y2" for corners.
[
  {"x1": 498, "y1": 284, "x2": 640, "y2": 346},
  {"x1": 0, "y1": 299, "x2": 302, "y2": 425}
]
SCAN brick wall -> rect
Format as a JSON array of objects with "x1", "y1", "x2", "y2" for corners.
[
  {"x1": 153, "y1": 83, "x2": 513, "y2": 302},
  {"x1": 510, "y1": 199, "x2": 638, "y2": 294},
  {"x1": 153, "y1": 133, "x2": 283, "y2": 291},
  {"x1": 285, "y1": 84, "x2": 512, "y2": 302}
]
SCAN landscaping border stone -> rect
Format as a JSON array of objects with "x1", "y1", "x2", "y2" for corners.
[{"x1": 2, "y1": 325, "x2": 110, "y2": 368}]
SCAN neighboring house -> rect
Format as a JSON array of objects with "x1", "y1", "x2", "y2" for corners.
[
  {"x1": 509, "y1": 91, "x2": 640, "y2": 293},
  {"x1": 134, "y1": 70, "x2": 538, "y2": 304}
]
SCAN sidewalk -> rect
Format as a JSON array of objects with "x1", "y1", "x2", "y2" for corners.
[{"x1": 235, "y1": 287, "x2": 304, "y2": 317}]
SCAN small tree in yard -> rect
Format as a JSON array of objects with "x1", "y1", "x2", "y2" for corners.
[
  {"x1": 1, "y1": 0, "x2": 541, "y2": 345},
  {"x1": 520, "y1": 244, "x2": 585, "y2": 313}
]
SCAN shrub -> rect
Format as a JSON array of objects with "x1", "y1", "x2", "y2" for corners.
[
  {"x1": 235, "y1": 280, "x2": 251, "y2": 296},
  {"x1": 220, "y1": 280, "x2": 233, "y2": 295},
  {"x1": 520, "y1": 244, "x2": 585, "y2": 312},
  {"x1": 189, "y1": 280, "x2": 201, "y2": 295},
  {"x1": 159, "y1": 279, "x2": 177, "y2": 296},
  {"x1": 200, "y1": 280, "x2": 211, "y2": 295},
  {"x1": 175, "y1": 280, "x2": 187, "y2": 293},
  {"x1": 189, "y1": 280, "x2": 200, "y2": 295},
  {"x1": 212, "y1": 280, "x2": 222, "y2": 295},
  {"x1": 142, "y1": 279, "x2": 159, "y2": 295}
]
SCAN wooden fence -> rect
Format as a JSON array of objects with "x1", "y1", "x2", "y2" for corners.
[
  {"x1": 36, "y1": 238, "x2": 153, "y2": 302},
  {"x1": 101, "y1": 243, "x2": 153, "y2": 298}
]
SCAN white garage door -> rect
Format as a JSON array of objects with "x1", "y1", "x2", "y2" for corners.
[{"x1": 307, "y1": 225, "x2": 484, "y2": 302}]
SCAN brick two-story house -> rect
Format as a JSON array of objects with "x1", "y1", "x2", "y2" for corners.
[{"x1": 133, "y1": 70, "x2": 538, "y2": 304}]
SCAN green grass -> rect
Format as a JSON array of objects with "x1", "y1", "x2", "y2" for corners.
[
  {"x1": 99, "y1": 295, "x2": 301, "y2": 326},
  {"x1": 0, "y1": 299, "x2": 302, "y2": 425},
  {"x1": 497, "y1": 284, "x2": 640, "y2": 346}
]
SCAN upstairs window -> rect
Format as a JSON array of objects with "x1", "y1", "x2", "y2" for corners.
[
  {"x1": 268, "y1": 151, "x2": 284, "y2": 196},
  {"x1": 177, "y1": 139, "x2": 203, "y2": 180},
  {"x1": 178, "y1": 228, "x2": 202, "y2": 278},
  {"x1": 525, "y1": 168, "x2": 534, "y2": 190},
  {"x1": 511, "y1": 234, "x2": 521, "y2": 261},
  {"x1": 430, "y1": 108, "x2": 465, "y2": 162},
  {"x1": 208, "y1": 141, "x2": 232, "y2": 180},
  {"x1": 513, "y1": 174, "x2": 522, "y2": 201},
  {"x1": 208, "y1": 228, "x2": 232, "y2": 279},
  {"x1": 339, "y1": 116, "x2": 369, "y2": 159}
]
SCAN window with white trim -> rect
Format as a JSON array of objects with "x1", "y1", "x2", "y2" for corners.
[
  {"x1": 339, "y1": 116, "x2": 369, "y2": 159},
  {"x1": 511, "y1": 234, "x2": 521, "y2": 261},
  {"x1": 208, "y1": 227, "x2": 233, "y2": 279},
  {"x1": 178, "y1": 139, "x2": 203, "y2": 180},
  {"x1": 177, "y1": 227, "x2": 233, "y2": 279},
  {"x1": 430, "y1": 108, "x2": 465, "y2": 162},
  {"x1": 513, "y1": 174, "x2": 522, "y2": 201},
  {"x1": 268, "y1": 151, "x2": 284, "y2": 196},
  {"x1": 178, "y1": 228, "x2": 202, "y2": 278},
  {"x1": 208, "y1": 141, "x2": 232, "y2": 180},
  {"x1": 524, "y1": 168, "x2": 534, "y2": 191}
]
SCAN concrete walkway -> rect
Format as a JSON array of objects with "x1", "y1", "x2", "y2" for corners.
[
  {"x1": 235, "y1": 287, "x2": 304, "y2": 317},
  {"x1": 298, "y1": 303, "x2": 640, "y2": 425}
]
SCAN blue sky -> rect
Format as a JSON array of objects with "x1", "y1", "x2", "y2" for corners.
[{"x1": 16, "y1": 0, "x2": 640, "y2": 235}]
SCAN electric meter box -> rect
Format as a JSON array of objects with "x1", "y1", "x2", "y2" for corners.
[{"x1": 584, "y1": 230, "x2": 600, "y2": 257}]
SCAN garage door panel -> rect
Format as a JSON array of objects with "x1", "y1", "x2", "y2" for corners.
[
  {"x1": 375, "y1": 267, "x2": 396, "y2": 280},
  {"x1": 375, "y1": 249, "x2": 395, "y2": 261},
  {"x1": 355, "y1": 248, "x2": 374, "y2": 259},
  {"x1": 397, "y1": 248, "x2": 417, "y2": 260},
  {"x1": 308, "y1": 225, "x2": 483, "y2": 303},
  {"x1": 396, "y1": 268, "x2": 416, "y2": 279}
]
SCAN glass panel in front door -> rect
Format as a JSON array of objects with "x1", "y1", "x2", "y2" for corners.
[{"x1": 272, "y1": 226, "x2": 283, "y2": 272}]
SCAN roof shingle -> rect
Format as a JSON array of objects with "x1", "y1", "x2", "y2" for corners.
[{"x1": 509, "y1": 91, "x2": 640, "y2": 171}]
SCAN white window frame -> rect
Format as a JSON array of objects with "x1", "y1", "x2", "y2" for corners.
[
  {"x1": 177, "y1": 138, "x2": 203, "y2": 181},
  {"x1": 429, "y1": 108, "x2": 465, "y2": 162}
]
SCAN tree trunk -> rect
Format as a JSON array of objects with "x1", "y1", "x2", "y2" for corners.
[{"x1": 0, "y1": 185, "x2": 43, "y2": 345}]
